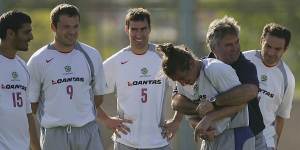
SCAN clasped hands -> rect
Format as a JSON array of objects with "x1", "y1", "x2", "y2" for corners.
[{"x1": 194, "y1": 101, "x2": 216, "y2": 142}]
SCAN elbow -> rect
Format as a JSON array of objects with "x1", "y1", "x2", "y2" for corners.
[
  {"x1": 247, "y1": 84, "x2": 259, "y2": 99},
  {"x1": 171, "y1": 94, "x2": 187, "y2": 111},
  {"x1": 31, "y1": 102, "x2": 39, "y2": 115},
  {"x1": 171, "y1": 94, "x2": 181, "y2": 111}
]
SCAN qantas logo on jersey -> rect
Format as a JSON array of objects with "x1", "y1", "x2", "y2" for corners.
[
  {"x1": 127, "y1": 79, "x2": 162, "y2": 86},
  {"x1": 1, "y1": 84, "x2": 27, "y2": 91},
  {"x1": 259, "y1": 88, "x2": 274, "y2": 98},
  {"x1": 52, "y1": 77, "x2": 84, "y2": 85}
]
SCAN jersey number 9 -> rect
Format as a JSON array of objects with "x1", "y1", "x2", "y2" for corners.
[{"x1": 66, "y1": 85, "x2": 73, "y2": 99}]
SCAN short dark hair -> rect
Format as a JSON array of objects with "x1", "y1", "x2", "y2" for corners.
[
  {"x1": 0, "y1": 10, "x2": 31, "y2": 40},
  {"x1": 157, "y1": 43, "x2": 196, "y2": 79},
  {"x1": 261, "y1": 23, "x2": 291, "y2": 49},
  {"x1": 50, "y1": 3, "x2": 80, "y2": 27},
  {"x1": 125, "y1": 8, "x2": 151, "y2": 29}
]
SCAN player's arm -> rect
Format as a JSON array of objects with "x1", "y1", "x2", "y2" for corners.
[
  {"x1": 95, "y1": 95, "x2": 132, "y2": 137},
  {"x1": 27, "y1": 113, "x2": 41, "y2": 150},
  {"x1": 275, "y1": 116, "x2": 285, "y2": 145},
  {"x1": 189, "y1": 104, "x2": 246, "y2": 129},
  {"x1": 214, "y1": 84, "x2": 258, "y2": 106},
  {"x1": 275, "y1": 71, "x2": 295, "y2": 146},
  {"x1": 171, "y1": 94, "x2": 198, "y2": 115},
  {"x1": 194, "y1": 104, "x2": 245, "y2": 131},
  {"x1": 212, "y1": 61, "x2": 259, "y2": 107},
  {"x1": 162, "y1": 111, "x2": 183, "y2": 140},
  {"x1": 31, "y1": 102, "x2": 39, "y2": 114}
]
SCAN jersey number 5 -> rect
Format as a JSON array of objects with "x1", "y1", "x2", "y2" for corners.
[{"x1": 141, "y1": 88, "x2": 147, "y2": 103}]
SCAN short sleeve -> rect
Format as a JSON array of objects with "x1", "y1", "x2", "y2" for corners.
[
  {"x1": 205, "y1": 60, "x2": 241, "y2": 92},
  {"x1": 103, "y1": 56, "x2": 116, "y2": 94},
  {"x1": 276, "y1": 72, "x2": 295, "y2": 118},
  {"x1": 93, "y1": 50, "x2": 107, "y2": 95},
  {"x1": 27, "y1": 56, "x2": 42, "y2": 103}
]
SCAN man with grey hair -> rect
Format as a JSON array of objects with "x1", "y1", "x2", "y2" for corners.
[
  {"x1": 205, "y1": 15, "x2": 267, "y2": 149},
  {"x1": 171, "y1": 16, "x2": 267, "y2": 150}
]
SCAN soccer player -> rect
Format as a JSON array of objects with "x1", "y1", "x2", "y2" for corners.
[
  {"x1": 0, "y1": 10, "x2": 40, "y2": 150},
  {"x1": 171, "y1": 16, "x2": 267, "y2": 150},
  {"x1": 157, "y1": 43, "x2": 251, "y2": 150},
  {"x1": 244, "y1": 23, "x2": 295, "y2": 150},
  {"x1": 100, "y1": 8, "x2": 181, "y2": 150},
  {"x1": 27, "y1": 4, "x2": 108, "y2": 150}
]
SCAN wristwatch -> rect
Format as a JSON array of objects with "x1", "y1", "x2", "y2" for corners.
[{"x1": 209, "y1": 97, "x2": 218, "y2": 108}]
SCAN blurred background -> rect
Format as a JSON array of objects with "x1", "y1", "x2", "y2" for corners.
[{"x1": 1, "y1": 0, "x2": 299, "y2": 149}]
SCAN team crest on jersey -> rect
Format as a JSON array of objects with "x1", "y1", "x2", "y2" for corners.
[
  {"x1": 193, "y1": 83, "x2": 199, "y2": 93},
  {"x1": 65, "y1": 66, "x2": 71, "y2": 72},
  {"x1": 63, "y1": 65, "x2": 73, "y2": 75},
  {"x1": 11, "y1": 71, "x2": 19, "y2": 81},
  {"x1": 261, "y1": 74, "x2": 268, "y2": 82},
  {"x1": 140, "y1": 67, "x2": 150, "y2": 77}
]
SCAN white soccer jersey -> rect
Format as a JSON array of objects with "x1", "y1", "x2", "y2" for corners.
[
  {"x1": 104, "y1": 43, "x2": 169, "y2": 148},
  {"x1": 27, "y1": 42, "x2": 106, "y2": 128},
  {"x1": 0, "y1": 55, "x2": 31, "y2": 150},
  {"x1": 177, "y1": 58, "x2": 245, "y2": 134},
  {"x1": 244, "y1": 50, "x2": 295, "y2": 147}
]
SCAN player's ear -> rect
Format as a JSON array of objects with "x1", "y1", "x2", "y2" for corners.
[
  {"x1": 6, "y1": 29, "x2": 16, "y2": 39},
  {"x1": 51, "y1": 23, "x2": 57, "y2": 32},
  {"x1": 124, "y1": 25, "x2": 129, "y2": 34}
]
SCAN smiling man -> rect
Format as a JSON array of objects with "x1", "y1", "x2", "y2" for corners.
[
  {"x1": 244, "y1": 23, "x2": 295, "y2": 150},
  {"x1": 27, "y1": 4, "x2": 108, "y2": 150},
  {"x1": 100, "y1": 8, "x2": 182, "y2": 150},
  {"x1": 0, "y1": 10, "x2": 40, "y2": 150}
]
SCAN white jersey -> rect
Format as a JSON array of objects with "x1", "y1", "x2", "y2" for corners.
[
  {"x1": 104, "y1": 44, "x2": 169, "y2": 148},
  {"x1": 27, "y1": 42, "x2": 106, "y2": 128},
  {"x1": 244, "y1": 50, "x2": 295, "y2": 147},
  {"x1": 177, "y1": 58, "x2": 246, "y2": 134},
  {"x1": 0, "y1": 55, "x2": 31, "y2": 150}
]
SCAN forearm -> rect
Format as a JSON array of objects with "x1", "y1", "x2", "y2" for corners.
[
  {"x1": 188, "y1": 117, "x2": 201, "y2": 129},
  {"x1": 31, "y1": 102, "x2": 39, "y2": 114},
  {"x1": 94, "y1": 95, "x2": 104, "y2": 109},
  {"x1": 275, "y1": 116, "x2": 285, "y2": 144},
  {"x1": 94, "y1": 95, "x2": 110, "y2": 121},
  {"x1": 171, "y1": 94, "x2": 198, "y2": 115},
  {"x1": 215, "y1": 84, "x2": 258, "y2": 106},
  {"x1": 172, "y1": 111, "x2": 184, "y2": 123},
  {"x1": 206, "y1": 104, "x2": 246, "y2": 123},
  {"x1": 27, "y1": 113, "x2": 40, "y2": 150}
]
